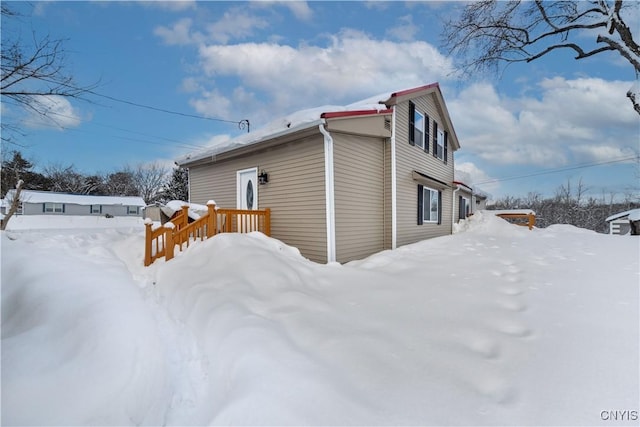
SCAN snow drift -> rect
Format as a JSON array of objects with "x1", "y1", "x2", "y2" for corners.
[{"x1": 1, "y1": 211, "x2": 638, "y2": 425}]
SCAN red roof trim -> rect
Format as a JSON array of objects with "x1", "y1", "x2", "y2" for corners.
[
  {"x1": 321, "y1": 109, "x2": 393, "y2": 119},
  {"x1": 389, "y1": 82, "x2": 439, "y2": 99}
]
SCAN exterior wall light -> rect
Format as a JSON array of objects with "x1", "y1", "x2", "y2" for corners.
[{"x1": 258, "y1": 170, "x2": 269, "y2": 185}]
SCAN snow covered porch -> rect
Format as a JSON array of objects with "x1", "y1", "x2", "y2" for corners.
[{"x1": 144, "y1": 202, "x2": 271, "y2": 266}]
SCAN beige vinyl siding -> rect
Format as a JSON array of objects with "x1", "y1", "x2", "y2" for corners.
[
  {"x1": 383, "y1": 138, "x2": 392, "y2": 250},
  {"x1": 189, "y1": 135, "x2": 328, "y2": 263},
  {"x1": 333, "y1": 133, "x2": 385, "y2": 263},
  {"x1": 395, "y1": 93, "x2": 455, "y2": 246}
]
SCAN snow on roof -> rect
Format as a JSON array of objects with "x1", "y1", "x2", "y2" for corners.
[
  {"x1": 6, "y1": 190, "x2": 146, "y2": 207},
  {"x1": 453, "y1": 169, "x2": 490, "y2": 199},
  {"x1": 605, "y1": 208, "x2": 640, "y2": 222},
  {"x1": 176, "y1": 89, "x2": 405, "y2": 166},
  {"x1": 490, "y1": 209, "x2": 536, "y2": 216}
]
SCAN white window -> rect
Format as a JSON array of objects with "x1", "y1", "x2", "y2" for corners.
[
  {"x1": 414, "y1": 110, "x2": 425, "y2": 149},
  {"x1": 127, "y1": 206, "x2": 139, "y2": 215},
  {"x1": 437, "y1": 128, "x2": 445, "y2": 160},
  {"x1": 91, "y1": 205, "x2": 102, "y2": 214},
  {"x1": 418, "y1": 185, "x2": 440, "y2": 224},
  {"x1": 44, "y1": 202, "x2": 64, "y2": 213},
  {"x1": 424, "y1": 187, "x2": 439, "y2": 223}
]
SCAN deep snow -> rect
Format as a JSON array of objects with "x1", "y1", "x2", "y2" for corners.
[{"x1": 1, "y1": 211, "x2": 639, "y2": 425}]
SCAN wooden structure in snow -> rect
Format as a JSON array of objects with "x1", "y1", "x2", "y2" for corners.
[{"x1": 144, "y1": 202, "x2": 271, "y2": 266}]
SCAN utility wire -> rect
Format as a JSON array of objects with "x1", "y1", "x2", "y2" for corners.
[
  {"x1": 24, "y1": 78, "x2": 251, "y2": 132},
  {"x1": 475, "y1": 155, "x2": 639, "y2": 185},
  {"x1": 87, "y1": 90, "x2": 242, "y2": 126}
]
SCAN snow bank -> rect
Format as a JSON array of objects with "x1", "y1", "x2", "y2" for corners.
[
  {"x1": 2, "y1": 212, "x2": 638, "y2": 425},
  {"x1": 2, "y1": 215, "x2": 145, "y2": 231}
]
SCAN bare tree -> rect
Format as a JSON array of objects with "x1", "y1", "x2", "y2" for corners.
[
  {"x1": 132, "y1": 162, "x2": 169, "y2": 205},
  {"x1": 1, "y1": 179, "x2": 24, "y2": 230},
  {"x1": 105, "y1": 169, "x2": 138, "y2": 197},
  {"x1": 43, "y1": 163, "x2": 86, "y2": 194},
  {"x1": 0, "y1": 4, "x2": 98, "y2": 144},
  {"x1": 442, "y1": 0, "x2": 640, "y2": 114}
]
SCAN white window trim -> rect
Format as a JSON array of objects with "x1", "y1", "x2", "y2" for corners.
[
  {"x1": 127, "y1": 206, "x2": 139, "y2": 215},
  {"x1": 423, "y1": 186, "x2": 439, "y2": 223},
  {"x1": 437, "y1": 128, "x2": 445, "y2": 160},
  {"x1": 44, "y1": 202, "x2": 64, "y2": 213},
  {"x1": 414, "y1": 110, "x2": 425, "y2": 149}
]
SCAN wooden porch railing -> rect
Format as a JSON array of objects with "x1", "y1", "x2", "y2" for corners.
[
  {"x1": 495, "y1": 212, "x2": 536, "y2": 230},
  {"x1": 144, "y1": 202, "x2": 271, "y2": 266}
]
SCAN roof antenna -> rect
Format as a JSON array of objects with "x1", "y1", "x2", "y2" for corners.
[{"x1": 238, "y1": 119, "x2": 250, "y2": 133}]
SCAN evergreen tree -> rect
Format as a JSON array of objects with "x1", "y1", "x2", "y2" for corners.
[
  {"x1": 162, "y1": 166, "x2": 189, "y2": 202},
  {"x1": 1, "y1": 151, "x2": 50, "y2": 197}
]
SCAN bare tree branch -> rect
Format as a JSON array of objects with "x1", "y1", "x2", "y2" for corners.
[
  {"x1": 442, "y1": 0, "x2": 640, "y2": 115},
  {"x1": 0, "y1": 5, "x2": 99, "y2": 144}
]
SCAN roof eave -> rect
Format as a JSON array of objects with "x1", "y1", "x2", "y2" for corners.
[
  {"x1": 177, "y1": 119, "x2": 325, "y2": 167},
  {"x1": 178, "y1": 119, "x2": 325, "y2": 167}
]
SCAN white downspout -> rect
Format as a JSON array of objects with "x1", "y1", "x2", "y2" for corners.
[
  {"x1": 391, "y1": 106, "x2": 397, "y2": 249},
  {"x1": 319, "y1": 123, "x2": 336, "y2": 263}
]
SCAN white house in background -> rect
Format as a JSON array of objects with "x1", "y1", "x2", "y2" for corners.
[
  {"x1": 2, "y1": 190, "x2": 146, "y2": 217},
  {"x1": 453, "y1": 170, "x2": 489, "y2": 223},
  {"x1": 605, "y1": 208, "x2": 640, "y2": 235}
]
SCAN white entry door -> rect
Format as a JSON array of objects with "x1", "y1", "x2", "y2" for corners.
[{"x1": 237, "y1": 167, "x2": 258, "y2": 210}]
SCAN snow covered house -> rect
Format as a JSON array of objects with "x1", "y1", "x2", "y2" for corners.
[
  {"x1": 177, "y1": 83, "x2": 462, "y2": 263},
  {"x1": 605, "y1": 208, "x2": 640, "y2": 235},
  {"x1": 452, "y1": 171, "x2": 489, "y2": 223},
  {"x1": 3, "y1": 190, "x2": 146, "y2": 217}
]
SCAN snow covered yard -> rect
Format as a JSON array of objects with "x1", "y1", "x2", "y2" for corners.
[{"x1": 1, "y1": 212, "x2": 638, "y2": 426}]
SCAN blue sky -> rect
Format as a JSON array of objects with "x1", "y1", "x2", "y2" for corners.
[{"x1": 2, "y1": 1, "x2": 639, "y2": 201}]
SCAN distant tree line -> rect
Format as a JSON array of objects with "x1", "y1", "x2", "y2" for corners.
[
  {"x1": 1, "y1": 150, "x2": 188, "y2": 205},
  {"x1": 487, "y1": 179, "x2": 640, "y2": 234}
]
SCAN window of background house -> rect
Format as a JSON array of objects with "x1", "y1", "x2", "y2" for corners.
[
  {"x1": 127, "y1": 206, "x2": 139, "y2": 215},
  {"x1": 44, "y1": 202, "x2": 64, "y2": 213},
  {"x1": 91, "y1": 205, "x2": 102, "y2": 214}
]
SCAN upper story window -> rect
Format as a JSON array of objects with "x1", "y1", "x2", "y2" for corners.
[
  {"x1": 436, "y1": 129, "x2": 445, "y2": 161},
  {"x1": 414, "y1": 110, "x2": 425, "y2": 149},
  {"x1": 432, "y1": 121, "x2": 448, "y2": 164},
  {"x1": 44, "y1": 202, "x2": 64, "y2": 213},
  {"x1": 408, "y1": 101, "x2": 429, "y2": 152}
]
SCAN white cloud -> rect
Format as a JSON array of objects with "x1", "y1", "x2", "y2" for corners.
[
  {"x1": 455, "y1": 161, "x2": 501, "y2": 196},
  {"x1": 206, "y1": 10, "x2": 269, "y2": 44},
  {"x1": 189, "y1": 89, "x2": 233, "y2": 121},
  {"x1": 180, "y1": 77, "x2": 202, "y2": 93},
  {"x1": 154, "y1": 18, "x2": 201, "y2": 45},
  {"x1": 448, "y1": 77, "x2": 639, "y2": 168},
  {"x1": 23, "y1": 96, "x2": 83, "y2": 130},
  {"x1": 143, "y1": 1, "x2": 196, "y2": 12},
  {"x1": 193, "y1": 30, "x2": 454, "y2": 120},
  {"x1": 252, "y1": 1, "x2": 313, "y2": 20},
  {"x1": 386, "y1": 15, "x2": 419, "y2": 42}
]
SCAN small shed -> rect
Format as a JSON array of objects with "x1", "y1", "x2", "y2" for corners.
[{"x1": 605, "y1": 209, "x2": 640, "y2": 235}]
